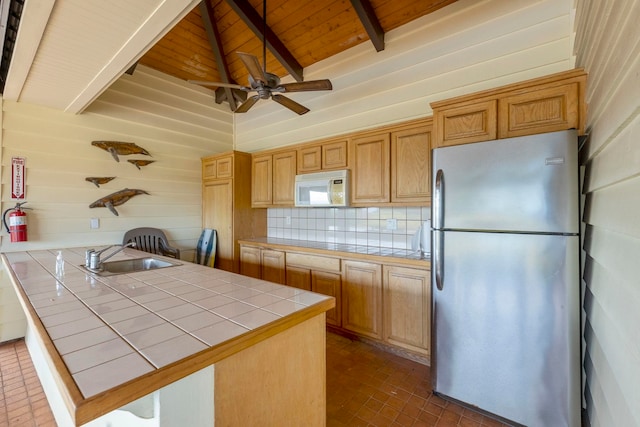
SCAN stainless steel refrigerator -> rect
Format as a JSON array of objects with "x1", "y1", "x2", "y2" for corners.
[{"x1": 431, "y1": 130, "x2": 581, "y2": 427}]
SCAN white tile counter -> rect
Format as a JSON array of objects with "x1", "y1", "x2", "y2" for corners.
[{"x1": 2, "y1": 247, "x2": 334, "y2": 426}]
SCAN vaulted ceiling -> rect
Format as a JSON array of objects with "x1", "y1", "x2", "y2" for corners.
[
  {"x1": 139, "y1": 0, "x2": 457, "y2": 93},
  {"x1": 1, "y1": 0, "x2": 456, "y2": 114}
]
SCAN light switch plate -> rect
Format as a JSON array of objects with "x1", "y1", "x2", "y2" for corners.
[
  {"x1": 386, "y1": 218, "x2": 397, "y2": 230},
  {"x1": 90, "y1": 218, "x2": 100, "y2": 229}
]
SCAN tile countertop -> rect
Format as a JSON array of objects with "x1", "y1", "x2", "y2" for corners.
[
  {"x1": 2, "y1": 247, "x2": 334, "y2": 423},
  {"x1": 238, "y1": 237, "x2": 431, "y2": 265}
]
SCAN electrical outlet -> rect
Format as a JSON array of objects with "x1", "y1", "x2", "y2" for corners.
[
  {"x1": 285, "y1": 216, "x2": 292, "y2": 225},
  {"x1": 90, "y1": 218, "x2": 100, "y2": 229},
  {"x1": 386, "y1": 218, "x2": 397, "y2": 230}
]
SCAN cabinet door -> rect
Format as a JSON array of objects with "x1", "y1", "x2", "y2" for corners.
[
  {"x1": 391, "y1": 125, "x2": 431, "y2": 203},
  {"x1": 261, "y1": 249, "x2": 286, "y2": 284},
  {"x1": 272, "y1": 151, "x2": 296, "y2": 206},
  {"x1": 202, "y1": 158, "x2": 217, "y2": 179},
  {"x1": 350, "y1": 134, "x2": 390, "y2": 205},
  {"x1": 434, "y1": 99, "x2": 497, "y2": 148},
  {"x1": 383, "y1": 265, "x2": 431, "y2": 356},
  {"x1": 498, "y1": 83, "x2": 579, "y2": 139},
  {"x1": 216, "y1": 156, "x2": 233, "y2": 178},
  {"x1": 311, "y1": 271, "x2": 341, "y2": 327},
  {"x1": 203, "y1": 179, "x2": 233, "y2": 271},
  {"x1": 240, "y1": 246, "x2": 262, "y2": 279},
  {"x1": 286, "y1": 266, "x2": 311, "y2": 291},
  {"x1": 297, "y1": 146, "x2": 322, "y2": 173},
  {"x1": 342, "y1": 260, "x2": 382, "y2": 338},
  {"x1": 322, "y1": 140, "x2": 348, "y2": 170},
  {"x1": 252, "y1": 155, "x2": 272, "y2": 207}
]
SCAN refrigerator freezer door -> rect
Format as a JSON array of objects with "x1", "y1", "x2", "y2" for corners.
[
  {"x1": 432, "y1": 231, "x2": 581, "y2": 427},
  {"x1": 432, "y1": 130, "x2": 579, "y2": 234}
]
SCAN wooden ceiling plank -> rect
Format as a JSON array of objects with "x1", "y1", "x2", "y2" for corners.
[
  {"x1": 225, "y1": 0, "x2": 304, "y2": 82},
  {"x1": 349, "y1": 0, "x2": 385, "y2": 52},
  {"x1": 199, "y1": 0, "x2": 237, "y2": 110}
]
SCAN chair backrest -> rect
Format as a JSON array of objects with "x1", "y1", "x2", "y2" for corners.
[
  {"x1": 122, "y1": 227, "x2": 180, "y2": 258},
  {"x1": 195, "y1": 228, "x2": 217, "y2": 267}
]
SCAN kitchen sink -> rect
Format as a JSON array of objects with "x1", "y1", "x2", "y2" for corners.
[{"x1": 82, "y1": 257, "x2": 181, "y2": 276}]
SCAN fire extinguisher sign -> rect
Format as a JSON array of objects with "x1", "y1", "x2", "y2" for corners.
[{"x1": 11, "y1": 157, "x2": 26, "y2": 199}]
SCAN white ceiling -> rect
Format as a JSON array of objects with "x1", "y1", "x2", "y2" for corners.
[{"x1": 2, "y1": 0, "x2": 200, "y2": 113}]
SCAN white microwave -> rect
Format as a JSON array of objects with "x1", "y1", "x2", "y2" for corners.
[{"x1": 294, "y1": 170, "x2": 349, "y2": 207}]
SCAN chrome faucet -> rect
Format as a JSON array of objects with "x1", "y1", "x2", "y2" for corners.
[{"x1": 86, "y1": 242, "x2": 136, "y2": 270}]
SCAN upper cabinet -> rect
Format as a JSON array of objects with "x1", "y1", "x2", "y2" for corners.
[
  {"x1": 297, "y1": 139, "x2": 348, "y2": 173},
  {"x1": 251, "y1": 150, "x2": 296, "y2": 207},
  {"x1": 350, "y1": 120, "x2": 432, "y2": 206},
  {"x1": 431, "y1": 68, "x2": 587, "y2": 148}
]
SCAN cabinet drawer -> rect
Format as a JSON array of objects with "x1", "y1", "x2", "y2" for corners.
[{"x1": 286, "y1": 252, "x2": 341, "y2": 272}]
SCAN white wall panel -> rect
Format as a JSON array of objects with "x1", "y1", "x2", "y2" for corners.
[
  {"x1": 575, "y1": 0, "x2": 640, "y2": 425},
  {"x1": 234, "y1": 0, "x2": 576, "y2": 152},
  {"x1": 0, "y1": 65, "x2": 233, "y2": 258}
]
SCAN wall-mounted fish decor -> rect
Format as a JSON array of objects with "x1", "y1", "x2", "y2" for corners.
[
  {"x1": 85, "y1": 177, "x2": 116, "y2": 188},
  {"x1": 91, "y1": 141, "x2": 151, "y2": 162},
  {"x1": 128, "y1": 159, "x2": 155, "y2": 170},
  {"x1": 89, "y1": 188, "x2": 149, "y2": 216}
]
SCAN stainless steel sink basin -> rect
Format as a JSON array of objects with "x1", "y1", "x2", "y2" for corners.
[{"x1": 82, "y1": 257, "x2": 181, "y2": 276}]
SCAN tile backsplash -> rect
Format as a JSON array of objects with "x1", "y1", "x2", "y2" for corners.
[{"x1": 267, "y1": 207, "x2": 431, "y2": 250}]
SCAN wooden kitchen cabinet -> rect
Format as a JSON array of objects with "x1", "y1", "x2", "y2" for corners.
[
  {"x1": 239, "y1": 245, "x2": 262, "y2": 279},
  {"x1": 297, "y1": 139, "x2": 349, "y2": 173},
  {"x1": 272, "y1": 151, "x2": 296, "y2": 205},
  {"x1": 202, "y1": 151, "x2": 266, "y2": 273},
  {"x1": 203, "y1": 155, "x2": 233, "y2": 179},
  {"x1": 383, "y1": 265, "x2": 431, "y2": 357},
  {"x1": 350, "y1": 133, "x2": 390, "y2": 204},
  {"x1": 342, "y1": 260, "x2": 382, "y2": 339},
  {"x1": 261, "y1": 249, "x2": 286, "y2": 284},
  {"x1": 351, "y1": 121, "x2": 432, "y2": 205},
  {"x1": 312, "y1": 271, "x2": 341, "y2": 327},
  {"x1": 251, "y1": 150, "x2": 296, "y2": 207},
  {"x1": 431, "y1": 68, "x2": 587, "y2": 148},
  {"x1": 391, "y1": 124, "x2": 432, "y2": 203},
  {"x1": 286, "y1": 266, "x2": 312, "y2": 291},
  {"x1": 239, "y1": 244, "x2": 285, "y2": 284}
]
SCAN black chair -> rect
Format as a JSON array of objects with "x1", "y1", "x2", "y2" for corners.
[{"x1": 122, "y1": 227, "x2": 180, "y2": 259}]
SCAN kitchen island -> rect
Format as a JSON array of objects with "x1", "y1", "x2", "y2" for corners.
[{"x1": 2, "y1": 247, "x2": 334, "y2": 426}]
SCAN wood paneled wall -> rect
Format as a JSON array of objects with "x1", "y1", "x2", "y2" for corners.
[
  {"x1": 0, "y1": 65, "x2": 233, "y2": 257},
  {"x1": 233, "y1": 0, "x2": 577, "y2": 152},
  {"x1": 575, "y1": 0, "x2": 640, "y2": 426}
]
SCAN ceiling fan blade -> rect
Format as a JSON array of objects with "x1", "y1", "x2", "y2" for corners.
[
  {"x1": 272, "y1": 94, "x2": 310, "y2": 115},
  {"x1": 235, "y1": 95, "x2": 260, "y2": 113},
  {"x1": 188, "y1": 80, "x2": 249, "y2": 90},
  {"x1": 279, "y1": 80, "x2": 333, "y2": 92},
  {"x1": 237, "y1": 52, "x2": 268, "y2": 84}
]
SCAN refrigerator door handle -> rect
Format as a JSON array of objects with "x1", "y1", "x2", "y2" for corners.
[
  {"x1": 433, "y1": 169, "x2": 444, "y2": 230},
  {"x1": 434, "y1": 169, "x2": 444, "y2": 290},
  {"x1": 434, "y1": 230, "x2": 444, "y2": 290}
]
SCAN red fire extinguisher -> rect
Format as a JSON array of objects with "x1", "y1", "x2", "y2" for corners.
[{"x1": 3, "y1": 202, "x2": 29, "y2": 242}]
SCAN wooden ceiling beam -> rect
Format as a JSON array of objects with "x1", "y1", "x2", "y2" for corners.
[
  {"x1": 199, "y1": 0, "x2": 237, "y2": 111},
  {"x1": 350, "y1": 0, "x2": 384, "y2": 52},
  {"x1": 225, "y1": 0, "x2": 304, "y2": 82}
]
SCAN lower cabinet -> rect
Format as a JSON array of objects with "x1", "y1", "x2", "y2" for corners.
[
  {"x1": 342, "y1": 260, "x2": 382, "y2": 339},
  {"x1": 239, "y1": 245, "x2": 285, "y2": 284},
  {"x1": 383, "y1": 265, "x2": 431, "y2": 357},
  {"x1": 311, "y1": 271, "x2": 341, "y2": 327},
  {"x1": 239, "y1": 243, "x2": 430, "y2": 360},
  {"x1": 261, "y1": 249, "x2": 286, "y2": 284}
]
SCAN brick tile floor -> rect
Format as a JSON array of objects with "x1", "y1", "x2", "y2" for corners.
[
  {"x1": 326, "y1": 332, "x2": 510, "y2": 427},
  {"x1": 2, "y1": 333, "x2": 509, "y2": 427},
  {"x1": 0, "y1": 339, "x2": 56, "y2": 427}
]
